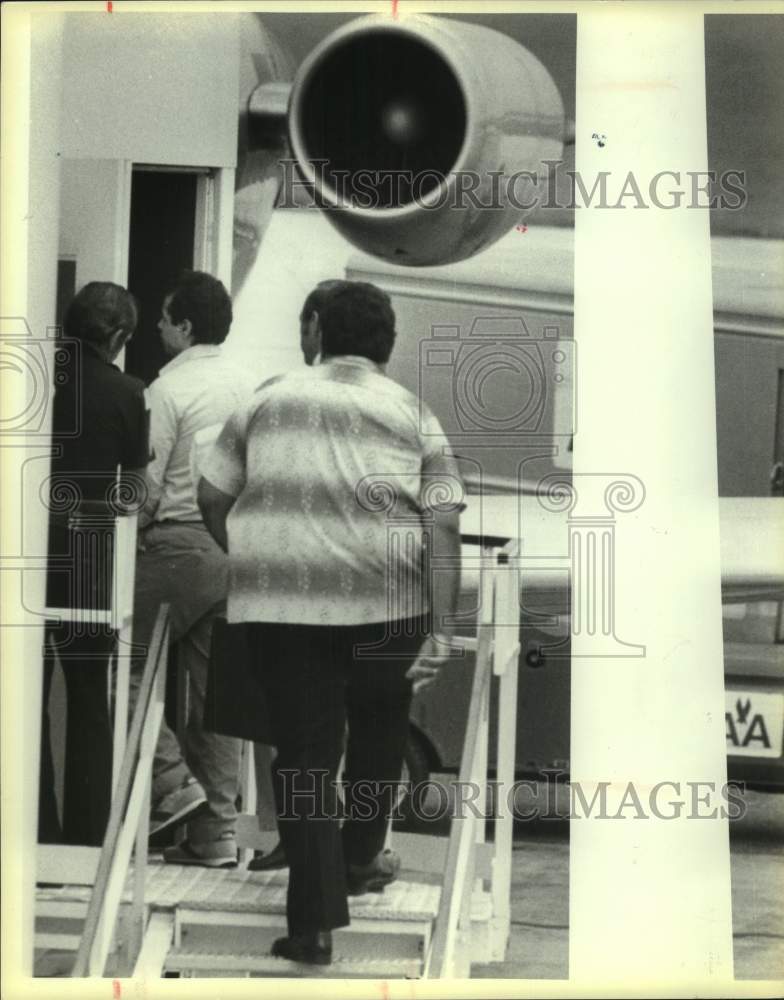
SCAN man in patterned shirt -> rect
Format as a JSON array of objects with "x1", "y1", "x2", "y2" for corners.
[{"x1": 198, "y1": 280, "x2": 463, "y2": 965}]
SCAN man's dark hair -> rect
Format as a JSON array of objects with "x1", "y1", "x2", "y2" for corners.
[
  {"x1": 167, "y1": 270, "x2": 233, "y2": 345},
  {"x1": 64, "y1": 282, "x2": 138, "y2": 345},
  {"x1": 299, "y1": 279, "x2": 348, "y2": 323},
  {"x1": 318, "y1": 282, "x2": 396, "y2": 364}
]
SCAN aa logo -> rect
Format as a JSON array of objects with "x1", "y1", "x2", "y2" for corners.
[{"x1": 725, "y1": 692, "x2": 784, "y2": 758}]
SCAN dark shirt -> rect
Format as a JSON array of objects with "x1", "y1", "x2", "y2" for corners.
[
  {"x1": 46, "y1": 341, "x2": 149, "y2": 611},
  {"x1": 50, "y1": 341, "x2": 148, "y2": 493}
]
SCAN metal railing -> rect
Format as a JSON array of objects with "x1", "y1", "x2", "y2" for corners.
[
  {"x1": 70, "y1": 605, "x2": 170, "y2": 977},
  {"x1": 64, "y1": 538, "x2": 522, "y2": 977},
  {"x1": 425, "y1": 538, "x2": 521, "y2": 977}
]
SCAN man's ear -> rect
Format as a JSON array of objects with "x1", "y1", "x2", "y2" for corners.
[
  {"x1": 310, "y1": 312, "x2": 322, "y2": 351},
  {"x1": 108, "y1": 327, "x2": 130, "y2": 360},
  {"x1": 180, "y1": 318, "x2": 194, "y2": 343}
]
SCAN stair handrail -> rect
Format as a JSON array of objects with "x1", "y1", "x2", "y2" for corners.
[
  {"x1": 71, "y1": 604, "x2": 170, "y2": 977},
  {"x1": 424, "y1": 542, "x2": 498, "y2": 978},
  {"x1": 460, "y1": 468, "x2": 542, "y2": 497}
]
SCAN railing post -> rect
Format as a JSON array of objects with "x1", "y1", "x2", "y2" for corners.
[
  {"x1": 425, "y1": 629, "x2": 492, "y2": 973},
  {"x1": 124, "y1": 771, "x2": 150, "y2": 972},
  {"x1": 72, "y1": 607, "x2": 169, "y2": 978},
  {"x1": 474, "y1": 542, "x2": 495, "y2": 858},
  {"x1": 489, "y1": 540, "x2": 521, "y2": 961},
  {"x1": 112, "y1": 513, "x2": 138, "y2": 794},
  {"x1": 425, "y1": 540, "x2": 495, "y2": 978},
  {"x1": 456, "y1": 821, "x2": 478, "y2": 979},
  {"x1": 112, "y1": 625, "x2": 131, "y2": 795},
  {"x1": 124, "y1": 648, "x2": 164, "y2": 971},
  {"x1": 467, "y1": 543, "x2": 494, "y2": 965}
]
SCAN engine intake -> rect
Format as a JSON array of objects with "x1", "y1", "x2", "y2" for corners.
[{"x1": 288, "y1": 14, "x2": 564, "y2": 265}]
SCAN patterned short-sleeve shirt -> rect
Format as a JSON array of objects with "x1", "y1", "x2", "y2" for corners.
[{"x1": 200, "y1": 355, "x2": 464, "y2": 626}]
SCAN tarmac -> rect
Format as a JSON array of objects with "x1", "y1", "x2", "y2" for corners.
[
  {"x1": 33, "y1": 786, "x2": 782, "y2": 985},
  {"x1": 472, "y1": 786, "x2": 783, "y2": 981}
]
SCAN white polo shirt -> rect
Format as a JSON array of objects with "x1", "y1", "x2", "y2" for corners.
[{"x1": 141, "y1": 345, "x2": 255, "y2": 526}]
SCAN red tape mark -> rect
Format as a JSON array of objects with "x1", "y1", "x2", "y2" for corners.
[
  {"x1": 107, "y1": 1, "x2": 113, "y2": 11},
  {"x1": 112, "y1": 980, "x2": 121, "y2": 999},
  {"x1": 391, "y1": 0, "x2": 398, "y2": 19}
]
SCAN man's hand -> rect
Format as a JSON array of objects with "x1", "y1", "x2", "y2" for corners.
[
  {"x1": 406, "y1": 634, "x2": 454, "y2": 695},
  {"x1": 196, "y1": 476, "x2": 236, "y2": 553}
]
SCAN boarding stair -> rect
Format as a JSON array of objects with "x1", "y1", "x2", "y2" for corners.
[{"x1": 36, "y1": 534, "x2": 521, "y2": 979}]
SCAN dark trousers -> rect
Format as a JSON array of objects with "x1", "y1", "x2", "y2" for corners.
[
  {"x1": 248, "y1": 617, "x2": 424, "y2": 936},
  {"x1": 38, "y1": 624, "x2": 115, "y2": 847}
]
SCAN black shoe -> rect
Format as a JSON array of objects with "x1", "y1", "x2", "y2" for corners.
[
  {"x1": 271, "y1": 931, "x2": 332, "y2": 966},
  {"x1": 346, "y1": 848, "x2": 401, "y2": 895},
  {"x1": 247, "y1": 841, "x2": 287, "y2": 871}
]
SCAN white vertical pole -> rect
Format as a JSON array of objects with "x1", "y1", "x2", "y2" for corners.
[
  {"x1": 214, "y1": 167, "x2": 236, "y2": 290},
  {"x1": 571, "y1": 5, "x2": 733, "y2": 987},
  {"x1": 490, "y1": 549, "x2": 520, "y2": 961},
  {"x1": 126, "y1": 765, "x2": 150, "y2": 972},
  {"x1": 1, "y1": 8, "x2": 64, "y2": 984},
  {"x1": 112, "y1": 626, "x2": 131, "y2": 795},
  {"x1": 114, "y1": 159, "x2": 133, "y2": 287}
]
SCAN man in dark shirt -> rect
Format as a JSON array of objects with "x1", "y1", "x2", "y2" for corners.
[{"x1": 40, "y1": 282, "x2": 148, "y2": 846}]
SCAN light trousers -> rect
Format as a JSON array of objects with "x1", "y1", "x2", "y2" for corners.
[{"x1": 129, "y1": 521, "x2": 242, "y2": 843}]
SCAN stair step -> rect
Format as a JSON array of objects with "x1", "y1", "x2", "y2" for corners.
[
  {"x1": 162, "y1": 867, "x2": 441, "y2": 921},
  {"x1": 165, "y1": 949, "x2": 422, "y2": 978},
  {"x1": 35, "y1": 864, "x2": 441, "y2": 917},
  {"x1": 35, "y1": 931, "x2": 82, "y2": 951},
  {"x1": 176, "y1": 906, "x2": 432, "y2": 939},
  {"x1": 36, "y1": 899, "x2": 88, "y2": 919}
]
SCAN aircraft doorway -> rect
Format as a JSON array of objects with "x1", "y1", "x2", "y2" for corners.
[{"x1": 125, "y1": 166, "x2": 205, "y2": 385}]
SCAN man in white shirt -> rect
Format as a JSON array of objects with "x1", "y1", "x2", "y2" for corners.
[{"x1": 130, "y1": 270, "x2": 254, "y2": 868}]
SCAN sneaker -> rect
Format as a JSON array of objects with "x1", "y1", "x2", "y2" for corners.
[
  {"x1": 163, "y1": 831, "x2": 238, "y2": 869},
  {"x1": 149, "y1": 776, "x2": 207, "y2": 836},
  {"x1": 346, "y1": 848, "x2": 401, "y2": 895}
]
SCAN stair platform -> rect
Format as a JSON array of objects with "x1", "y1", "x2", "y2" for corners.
[
  {"x1": 38, "y1": 861, "x2": 442, "y2": 922},
  {"x1": 36, "y1": 860, "x2": 497, "y2": 977}
]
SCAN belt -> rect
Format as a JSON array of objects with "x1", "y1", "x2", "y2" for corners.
[{"x1": 153, "y1": 519, "x2": 204, "y2": 527}]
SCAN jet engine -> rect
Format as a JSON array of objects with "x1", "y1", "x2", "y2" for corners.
[{"x1": 285, "y1": 13, "x2": 565, "y2": 265}]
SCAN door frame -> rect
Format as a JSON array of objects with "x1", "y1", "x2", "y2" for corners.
[{"x1": 117, "y1": 162, "x2": 235, "y2": 370}]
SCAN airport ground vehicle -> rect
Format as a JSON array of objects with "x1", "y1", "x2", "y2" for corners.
[{"x1": 404, "y1": 586, "x2": 784, "y2": 793}]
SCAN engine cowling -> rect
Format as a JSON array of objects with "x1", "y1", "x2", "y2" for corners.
[{"x1": 287, "y1": 13, "x2": 564, "y2": 266}]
